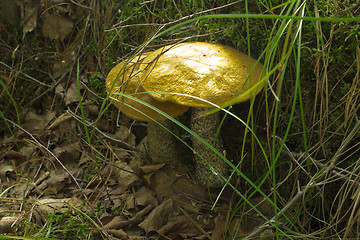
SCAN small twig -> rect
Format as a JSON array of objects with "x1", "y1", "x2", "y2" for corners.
[
  {"x1": 293, "y1": 152, "x2": 360, "y2": 188},
  {"x1": 244, "y1": 187, "x2": 307, "y2": 240},
  {"x1": 29, "y1": 68, "x2": 71, "y2": 106},
  {"x1": 318, "y1": 114, "x2": 360, "y2": 177},
  {"x1": 179, "y1": 207, "x2": 212, "y2": 239},
  {"x1": 0, "y1": 61, "x2": 52, "y2": 88}
]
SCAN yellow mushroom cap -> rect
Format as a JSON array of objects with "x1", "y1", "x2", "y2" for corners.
[
  {"x1": 106, "y1": 55, "x2": 189, "y2": 121},
  {"x1": 141, "y1": 42, "x2": 266, "y2": 108}
]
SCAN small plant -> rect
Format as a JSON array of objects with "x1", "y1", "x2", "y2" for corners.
[
  {"x1": 89, "y1": 73, "x2": 107, "y2": 104},
  {"x1": 42, "y1": 205, "x2": 96, "y2": 239}
]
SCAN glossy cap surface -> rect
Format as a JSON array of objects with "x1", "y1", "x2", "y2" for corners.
[
  {"x1": 106, "y1": 55, "x2": 189, "y2": 121},
  {"x1": 141, "y1": 42, "x2": 266, "y2": 107}
]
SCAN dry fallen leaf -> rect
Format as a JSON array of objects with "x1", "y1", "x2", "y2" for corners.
[
  {"x1": 140, "y1": 163, "x2": 165, "y2": 174},
  {"x1": 125, "y1": 186, "x2": 158, "y2": 210},
  {"x1": 48, "y1": 112, "x2": 72, "y2": 130},
  {"x1": 52, "y1": 59, "x2": 71, "y2": 78},
  {"x1": 101, "y1": 205, "x2": 153, "y2": 231},
  {"x1": 172, "y1": 176, "x2": 207, "y2": 201},
  {"x1": 52, "y1": 143, "x2": 81, "y2": 166},
  {"x1": 113, "y1": 160, "x2": 140, "y2": 187},
  {"x1": 0, "y1": 162, "x2": 14, "y2": 182},
  {"x1": 147, "y1": 165, "x2": 180, "y2": 200},
  {"x1": 138, "y1": 199, "x2": 174, "y2": 233},
  {"x1": 134, "y1": 186, "x2": 158, "y2": 207},
  {"x1": 211, "y1": 215, "x2": 227, "y2": 240},
  {"x1": 158, "y1": 215, "x2": 201, "y2": 239},
  {"x1": 107, "y1": 229, "x2": 129, "y2": 239},
  {"x1": 4, "y1": 150, "x2": 27, "y2": 162},
  {"x1": 84, "y1": 103, "x2": 99, "y2": 116},
  {"x1": 34, "y1": 173, "x2": 69, "y2": 195},
  {"x1": 42, "y1": 14, "x2": 73, "y2": 41},
  {"x1": 20, "y1": 110, "x2": 56, "y2": 132},
  {"x1": 64, "y1": 82, "x2": 80, "y2": 105},
  {"x1": 20, "y1": 0, "x2": 40, "y2": 38},
  {"x1": 0, "y1": 0, "x2": 20, "y2": 25},
  {"x1": 112, "y1": 125, "x2": 136, "y2": 146},
  {"x1": 0, "y1": 216, "x2": 19, "y2": 233}
]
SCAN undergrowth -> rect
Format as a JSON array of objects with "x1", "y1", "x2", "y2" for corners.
[{"x1": 1, "y1": 0, "x2": 360, "y2": 239}]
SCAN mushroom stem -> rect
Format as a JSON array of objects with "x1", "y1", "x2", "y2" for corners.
[
  {"x1": 190, "y1": 108, "x2": 227, "y2": 187},
  {"x1": 147, "y1": 120, "x2": 189, "y2": 165}
]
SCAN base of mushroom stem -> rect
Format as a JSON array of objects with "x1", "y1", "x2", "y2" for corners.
[
  {"x1": 146, "y1": 108, "x2": 229, "y2": 188},
  {"x1": 147, "y1": 119, "x2": 192, "y2": 166}
]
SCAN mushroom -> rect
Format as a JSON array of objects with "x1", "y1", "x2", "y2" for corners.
[{"x1": 106, "y1": 42, "x2": 266, "y2": 187}]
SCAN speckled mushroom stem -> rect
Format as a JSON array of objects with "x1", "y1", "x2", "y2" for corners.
[
  {"x1": 190, "y1": 108, "x2": 228, "y2": 187},
  {"x1": 147, "y1": 120, "x2": 188, "y2": 166}
]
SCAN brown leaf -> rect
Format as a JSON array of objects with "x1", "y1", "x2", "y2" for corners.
[
  {"x1": 138, "y1": 199, "x2": 173, "y2": 233},
  {"x1": 52, "y1": 59, "x2": 71, "y2": 78},
  {"x1": 0, "y1": 162, "x2": 15, "y2": 182},
  {"x1": 48, "y1": 112, "x2": 75, "y2": 140},
  {"x1": 113, "y1": 125, "x2": 136, "y2": 146},
  {"x1": 84, "y1": 103, "x2": 99, "y2": 116},
  {"x1": 102, "y1": 205, "x2": 153, "y2": 230},
  {"x1": 20, "y1": 110, "x2": 56, "y2": 132},
  {"x1": 158, "y1": 215, "x2": 201, "y2": 239},
  {"x1": 0, "y1": 0, "x2": 20, "y2": 25},
  {"x1": 140, "y1": 163, "x2": 165, "y2": 174},
  {"x1": 52, "y1": 143, "x2": 81, "y2": 166},
  {"x1": 64, "y1": 82, "x2": 80, "y2": 105},
  {"x1": 42, "y1": 14, "x2": 73, "y2": 41},
  {"x1": 125, "y1": 186, "x2": 157, "y2": 210},
  {"x1": 172, "y1": 176, "x2": 207, "y2": 201},
  {"x1": 103, "y1": 215, "x2": 130, "y2": 229},
  {"x1": 134, "y1": 187, "x2": 158, "y2": 207},
  {"x1": 148, "y1": 165, "x2": 179, "y2": 200},
  {"x1": 113, "y1": 160, "x2": 139, "y2": 187},
  {"x1": 34, "y1": 173, "x2": 68, "y2": 195},
  {"x1": 55, "y1": 83, "x2": 66, "y2": 99},
  {"x1": 211, "y1": 215, "x2": 227, "y2": 240},
  {"x1": 35, "y1": 197, "x2": 80, "y2": 221},
  {"x1": 136, "y1": 135, "x2": 148, "y2": 152},
  {"x1": 5, "y1": 150, "x2": 26, "y2": 162},
  {"x1": 0, "y1": 216, "x2": 18, "y2": 233},
  {"x1": 108, "y1": 229, "x2": 129, "y2": 239},
  {"x1": 20, "y1": 0, "x2": 40, "y2": 38},
  {"x1": 48, "y1": 112, "x2": 72, "y2": 130}
]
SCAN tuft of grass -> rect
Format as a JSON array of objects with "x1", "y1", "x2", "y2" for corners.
[{"x1": 39, "y1": 204, "x2": 96, "y2": 239}]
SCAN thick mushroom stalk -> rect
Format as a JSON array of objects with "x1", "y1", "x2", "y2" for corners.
[
  {"x1": 147, "y1": 119, "x2": 189, "y2": 166},
  {"x1": 191, "y1": 108, "x2": 226, "y2": 187}
]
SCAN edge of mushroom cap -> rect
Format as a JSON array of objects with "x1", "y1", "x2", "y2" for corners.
[
  {"x1": 140, "y1": 42, "x2": 266, "y2": 108},
  {"x1": 106, "y1": 56, "x2": 189, "y2": 121}
]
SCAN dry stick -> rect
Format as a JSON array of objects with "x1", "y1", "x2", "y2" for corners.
[
  {"x1": 293, "y1": 152, "x2": 360, "y2": 188},
  {"x1": 5, "y1": 118, "x2": 112, "y2": 239},
  {"x1": 29, "y1": 68, "x2": 71, "y2": 106},
  {"x1": 244, "y1": 115, "x2": 360, "y2": 239},
  {"x1": 280, "y1": 139, "x2": 360, "y2": 188},
  {"x1": 0, "y1": 61, "x2": 52, "y2": 88}
]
